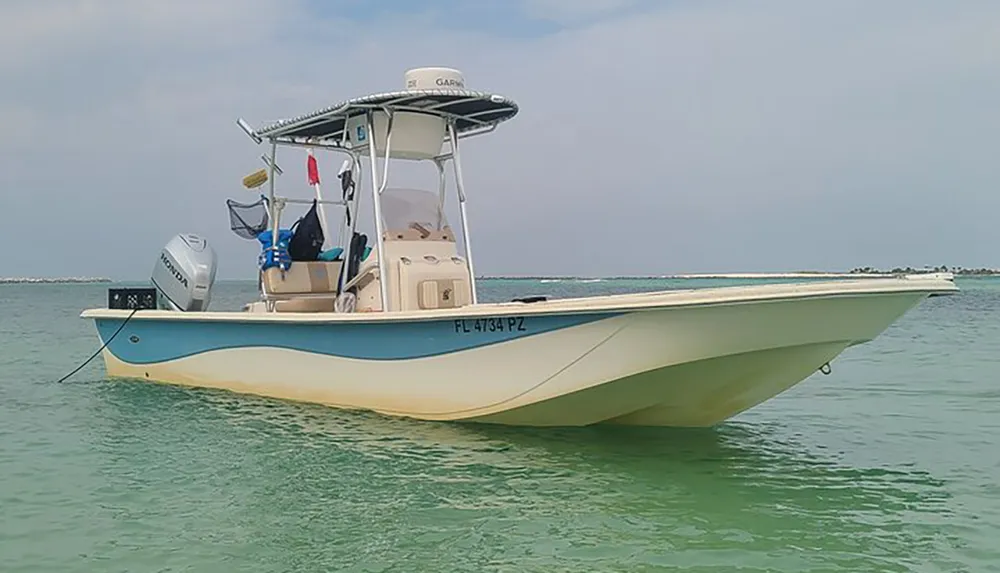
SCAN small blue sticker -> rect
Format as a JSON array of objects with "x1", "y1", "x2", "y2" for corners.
[{"x1": 356, "y1": 126, "x2": 366, "y2": 141}]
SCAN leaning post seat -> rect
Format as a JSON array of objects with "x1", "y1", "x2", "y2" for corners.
[
  {"x1": 255, "y1": 223, "x2": 344, "y2": 311},
  {"x1": 260, "y1": 261, "x2": 343, "y2": 297}
]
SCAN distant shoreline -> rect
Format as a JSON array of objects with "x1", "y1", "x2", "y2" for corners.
[
  {"x1": 483, "y1": 269, "x2": 1000, "y2": 280},
  {"x1": 480, "y1": 273, "x2": 888, "y2": 280},
  {"x1": 846, "y1": 266, "x2": 1000, "y2": 277},
  {"x1": 0, "y1": 277, "x2": 112, "y2": 284}
]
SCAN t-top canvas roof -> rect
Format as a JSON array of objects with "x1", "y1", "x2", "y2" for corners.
[{"x1": 251, "y1": 68, "x2": 518, "y2": 145}]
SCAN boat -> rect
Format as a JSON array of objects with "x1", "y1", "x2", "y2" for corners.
[{"x1": 80, "y1": 67, "x2": 958, "y2": 427}]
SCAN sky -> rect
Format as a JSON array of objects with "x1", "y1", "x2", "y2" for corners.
[{"x1": 2, "y1": 0, "x2": 999, "y2": 279}]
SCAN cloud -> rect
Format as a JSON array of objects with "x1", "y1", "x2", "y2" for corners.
[
  {"x1": 519, "y1": 0, "x2": 646, "y2": 24},
  {"x1": 2, "y1": 0, "x2": 999, "y2": 279}
]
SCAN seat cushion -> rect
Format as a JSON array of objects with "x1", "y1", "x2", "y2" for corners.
[{"x1": 262, "y1": 261, "x2": 343, "y2": 295}]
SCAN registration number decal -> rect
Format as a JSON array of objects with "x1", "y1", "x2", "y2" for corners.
[{"x1": 454, "y1": 317, "x2": 527, "y2": 334}]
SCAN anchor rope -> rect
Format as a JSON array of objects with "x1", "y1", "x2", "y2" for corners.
[{"x1": 57, "y1": 308, "x2": 138, "y2": 383}]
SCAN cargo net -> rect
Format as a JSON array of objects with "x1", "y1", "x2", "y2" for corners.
[{"x1": 226, "y1": 198, "x2": 269, "y2": 240}]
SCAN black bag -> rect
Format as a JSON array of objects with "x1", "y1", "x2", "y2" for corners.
[
  {"x1": 345, "y1": 232, "x2": 368, "y2": 285},
  {"x1": 288, "y1": 199, "x2": 325, "y2": 261}
]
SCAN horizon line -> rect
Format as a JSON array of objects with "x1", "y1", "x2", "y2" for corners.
[{"x1": 6, "y1": 268, "x2": 999, "y2": 284}]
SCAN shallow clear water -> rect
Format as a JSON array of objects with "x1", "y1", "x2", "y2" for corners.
[{"x1": 1, "y1": 278, "x2": 998, "y2": 572}]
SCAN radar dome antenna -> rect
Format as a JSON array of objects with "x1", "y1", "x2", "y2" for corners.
[{"x1": 404, "y1": 67, "x2": 466, "y2": 90}]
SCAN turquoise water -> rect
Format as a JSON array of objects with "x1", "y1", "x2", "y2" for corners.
[{"x1": 2, "y1": 278, "x2": 998, "y2": 571}]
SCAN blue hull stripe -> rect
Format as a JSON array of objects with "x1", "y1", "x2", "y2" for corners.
[{"x1": 95, "y1": 312, "x2": 622, "y2": 364}]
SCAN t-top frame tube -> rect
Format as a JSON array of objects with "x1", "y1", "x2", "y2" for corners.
[
  {"x1": 448, "y1": 122, "x2": 478, "y2": 305},
  {"x1": 367, "y1": 110, "x2": 392, "y2": 312}
]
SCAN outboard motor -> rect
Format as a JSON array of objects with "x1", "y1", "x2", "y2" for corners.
[{"x1": 150, "y1": 233, "x2": 218, "y2": 311}]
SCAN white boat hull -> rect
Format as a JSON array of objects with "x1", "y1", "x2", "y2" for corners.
[{"x1": 81, "y1": 276, "x2": 956, "y2": 427}]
